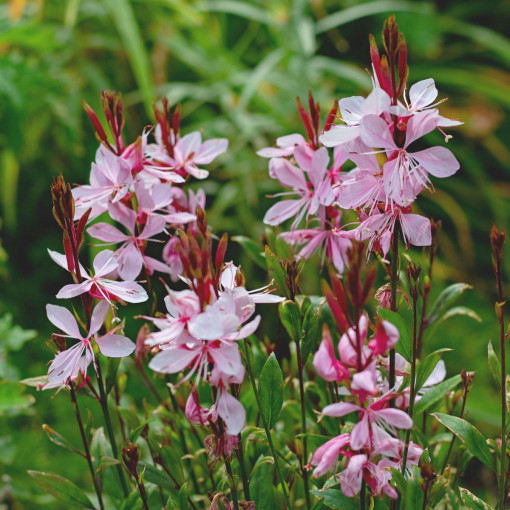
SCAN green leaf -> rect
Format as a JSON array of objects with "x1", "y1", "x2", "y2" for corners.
[
  {"x1": 404, "y1": 468, "x2": 424, "y2": 510},
  {"x1": 105, "y1": 356, "x2": 121, "y2": 395},
  {"x1": 96, "y1": 456, "x2": 121, "y2": 474},
  {"x1": 278, "y1": 300, "x2": 301, "y2": 342},
  {"x1": 389, "y1": 467, "x2": 407, "y2": 494},
  {"x1": 0, "y1": 381, "x2": 35, "y2": 416},
  {"x1": 377, "y1": 308, "x2": 412, "y2": 362},
  {"x1": 265, "y1": 246, "x2": 290, "y2": 300},
  {"x1": 104, "y1": 0, "x2": 154, "y2": 116},
  {"x1": 415, "y1": 348, "x2": 451, "y2": 392},
  {"x1": 426, "y1": 283, "x2": 472, "y2": 327},
  {"x1": 250, "y1": 458, "x2": 276, "y2": 509},
  {"x1": 310, "y1": 488, "x2": 357, "y2": 510},
  {"x1": 197, "y1": 0, "x2": 279, "y2": 26},
  {"x1": 414, "y1": 375, "x2": 462, "y2": 416},
  {"x1": 459, "y1": 487, "x2": 494, "y2": 509},
  {"x1": 300, "y1": 298, "x2": 323, "y2": 364},
  {"x1": 435, "y1": 306, "x2": 481, "y2": 325},
  {"x1": 142, "y1": 464, "x2": 174, "y2": 490},
  {"x1": 27, "y1": 471, "x2": 95, "y2": 509},
  {"x1": 315, "y1": 1, "x2": 434, "y2": 33},
  {"x1": 258, "y1": 353, "x2": 284, "y2": 429},
  {"x1": 488, "y1": 340, "x2": 502, "y2": 388},
  {"x1": 178, "y1": 482, "x2": 189, "y2": 510},
  {"x1": 42, "y1": 424, "x2": 82, "y2": 456},
  {"x1": 0, "y1": 150, "x2": 19, "y2": 229},
  {"x1": 232, "y1": 236, "x2": 266, "y2": 269},
  {"x1": 432, "y1": 413, "x2": 494, "y2": 470}
]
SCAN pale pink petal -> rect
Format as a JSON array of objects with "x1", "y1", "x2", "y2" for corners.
[
  {"x1": 263, "y1": 199, "x2": 303, "y2": 226},
  {"x1": 139, "y1": 215, "x2": 166, "y2": 240},
  {"x1": 350, "y1": 415, "x2": 370, "y2": 451},
  {"x1": 411, "y1": 146, "x2": 460, "y2": 178},
  {"x1": 87, "y1": 223, "x2": 128, "y2": 243},
  {"x1": 175, "y1": 132, "x2": 202, "y2": 161},
  {"x1": 216, "y1": 391, "x2": 246, "y2": 435},
  {"x1": 322, "y1": 402, "x2": 360, "y2": 417},
  {"x1": 399, "y1": 213, "x2": 431, "y2": 247},
  {"x1": 48, "y1": 249, "x2": 87, "y2": 275},
  {"x1": 208, "y1": 342, "x2": 242, "y2": 376},
  {"x1": 109, "y1": 202, "x2": 137, "y2": 234},
  {"x1": 409, "y1": 79, "x2": 437, "y2": 111},
  {"x1": 359, "y1": 115, "x2": 396, "y2": 151},
  {"x1": 148, "y1": 344, "x2": 200, "y2": 374},
  {"x1": 96, "y1": 334, "x2": 135, "y2": 357},
  {"x1": 362, "y1": 88, "x2": 391, "y2": 115},
  {"x1": 89, "y1": 300, "x2": 110, "y2": 336},
  {"x1": 268, "y1": 158, "x2": 307, "y2": 190},
  {"x1": 376, "y1": 408, "x2": 413, "y2": 429},
  {"x1": 56, "y1": 280, "x2": 93, "y2": 299},
  {"x1": 319, "y1": 125, "x2": 359, "y2": 147},
  {"x1": 100, "y1": 280, "x2": 148, "y2": 303},
  {"x1": 339, "y1": 96, "x2": 364, "y2": 124},
  {"x1": 93, "y1": 250, "x2": 119, "y2": 277},
  {"x1": 193, "y1": 138, "x2": 228, "y2": 164},
  {"x1": 46, "y1": 304, "x2": 81, "y2": 339},
  {"x1": 116, "y1": 242, "x2": 144, "y2": 281},
  {"x1": 339, "y1": 454, "x2": 367, "y2": 497},
  {"x1": 405, "y1": 110, "x2": 439, "y2": 147}
]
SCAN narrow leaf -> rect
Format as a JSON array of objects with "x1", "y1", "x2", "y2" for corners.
[
  {"x1": 278, "y1": 300, "x2": 301, "y2": 342},
  {"x1": 415, "y1": 348, "x2": 451, "y2": 392},
  {"x1": 258, "y1": 353, "x2": 284, "y2": 429},
  {"x1": 232, "y1": 236, "x2": 266, "y2": 269},
  {"x1": 414, "y1": 375, "x2": 462, "y2": 415},
  {"x1": 310, "y1": 488, "x2": 357, "y2": 510},
  {"x1": 300, "y1": 299, "x2": 323, "y2": 363},
  {"x1": 265, "y1": 246, "x2": 290, "y2": 299},
  {"x1": 459, "y1": 487, "x2": 494, "y2": 509},
  {"x1": 42, "y1": 424, "x2": 83, "y2": 457},
  {"x1": 426, "y1": 283, "x2": 472, "y2": 327},
  {"x1": 27, "y1": 471, "x2": 95, "y2": 508},
  {"x1": 488, "y1": 340, "x2": 502, "y2": 388},
  {"x1": 432, "y1": 413, "x2": 494, "y2": 470}
]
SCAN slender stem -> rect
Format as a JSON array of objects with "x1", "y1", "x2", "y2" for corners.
[
  {"x1": 96, "y1": 362, "x2": 129, "y2": 496},
  {"x1": 244, "y1": 339, "x2": 292, "y2": 509},
  {"x1": 236, "y1": 434, "x2": 251, "y2": 501},
  {"x1": 224, "y1": 455, "x2": 240, "y2": 510},
  {"x1": 360, "y1": 480, "x2": 366, "y2": 510},
  {"x1": 134, "y1": 477, "x2": 150, "y2": 510},
  {"x1": 401, "y1": 292, "x2": 418, "y2": 475},
  {"x1": 295, "y1": 337, "x2": 311, "y2": 510},
  {"x1": 70, "y1": 385, "x2": 105, "y2": 510},
  {"x1": 389, "y1": 222, "x2": 400, "y2": 405}
]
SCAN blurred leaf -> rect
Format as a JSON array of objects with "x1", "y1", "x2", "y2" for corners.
[
  {"x1": 104, "y1": 356, "x2": 121, "y2": 395},
  {"x1": 435, "y1": 306, "x2": 481, "y2": 325},
  {"x1": 404, "y1": 468, "x2": 424, "y2": 510},
  {"x1": 459, "y1": 487, "x2": 494, "y2": 509},
  {"x1": 143, "y1": 464, "x2": 174, "y2": 490},
  {"x1": 0, "y1": 381, "x2": 35, "y2": 415},
  {"x1": 42, "y1": 424, "x2": 82, "y2": 457},
  {"x1": 426, "y1": 283, "x2": 472, "y2": 328},
  {"x1": 414, "y1": 375, "x2": 462, "y2": 415},
  {"x1": 0, "y1": 150, "x2": 19, "y2": 229},
  {"x1": 415, "y1": 348, "x2": 451, "y2": 392},
  {"x1": 278, "y1": 300, "x2": 301, "y2": 342},
  {"x1": 232, "y1": 235, "x2": 266, "y2": 269},
  {"x1": 197, "y1": 0, "x2": 279, "y2": 26},
  {"x1": 27, "y1": 471, "x2": 95, "y2": 508},
  {"x1": 310, "y1": 488, "x2": 357, "y2": 509},
  {"x1": 178, "y1": 481, "x2": 189, "y2": 510},
  {"x1": 300, "y1": 298, "x2": 323, "y2": 364},
  {"x1": 390, "y1": 467, "x2": 407, "y2": 494},
  {"x1": 96, "y1": 455, "x2": 121, "y2": 474},
  {"x1": 258, "y1": 352, "x2": 284, "y2": 429},
  {"x1": 315, "y1": 1, "x2": 434, "y2": 33},
  {"x1": 265, "y1": 246, "x2": 290, "y2": 299},
  {"x1": 488, "y1": 340, "x2": 502, "y2": 388},
  {"x1": 377, "y1": 308, "x2": 412, "y2": 362},
  {"x1": 250, "y1": 460, "x2": 276, "y2": 509},
  {"x1": 432, "y1": 413, "x2": 494, "y2": 470},
  {"x1": 105, "y1": 0, "x2": 153, "y2": 116}
]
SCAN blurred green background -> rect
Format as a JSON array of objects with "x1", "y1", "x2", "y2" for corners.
[{"x1": 1, "y1": 0, "x2": 509, "y2": 506}]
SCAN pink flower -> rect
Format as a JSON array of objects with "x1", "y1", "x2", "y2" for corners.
[
  {"x1": 87, "y1": 203, "x2": 167, "y2": 281},
  {"x1": 309, "y1": 433, "x2": 350, "y2": 478},
  {"x1": 313, "y1": 325, "x2": 349, "y2": 383},
  {"x1": 359, "y1": 112, "x2": 460, "y2": 204},
  {"x1": 42, "y1": 301, "x2": 135, "y2": 389},
  {"x1": 368, "y1": 319, "x2": 399, "y2": 357},
  {"x1": 375, "y1": 438, "x2": 423, "y2": 476},
  {"x1": 73, "y1": 146, "x2": 133, "y2": 220},
  {"x1": 49, "y1": 249, "x2": 148, "y2": 304},
  {"x1": 320, "y1": 88, "x2": 391, "y2": 147},
  {"x1": 322, "y1": 394, "x2": 413, "y2": 451},
  {"x1": 351, "y1": 206, "x2": 431, "y2": 259},
  {"x1": 257, "y1": 133, "x2": 307, "y2": 159}
]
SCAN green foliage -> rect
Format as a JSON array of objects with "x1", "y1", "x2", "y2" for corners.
[{"x1": 258, "y1": 352, "x2": 284, "y2": 429}]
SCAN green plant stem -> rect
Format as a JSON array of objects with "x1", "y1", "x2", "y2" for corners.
[
  {"x1": 401, "y1": 292, "x2": 418, "y2": 475},
  {"x1": 244, "y1": 339, "x2": 292, "y2": 509},
  {"x1": 295, "y1": 335, "x2": 311, "y2": 510},
  {"x1": 236, "y1": 433, "x2": 251, "y2": 501},
  {"x1": 134, "y1": 476, "x2": 150, "y2": 510},
  {"x1": 70, "y1": 384, "x2": 105, "y2": 510},
  {"x1": 224, "y1": 455, "x2": 240, "y2": 510},
  {"x1": 96, "y1": 361, "x2": 129, "y2": 496},
  {"x1": 360, "y1": 480, "x2": 366, "y2": 510},
  {"x1": 389, "y1": 221, "x2": 401, "y2": 405}
]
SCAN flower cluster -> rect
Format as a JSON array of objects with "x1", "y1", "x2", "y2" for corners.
[
  {"x1": 308, "y1": 249, "x2": 422, "y2": 498},
  {"x1": 259, "y1": 18, "x2": 460, "y2": 267},
  {"x1": 144, "y1": 213, "x2": 282, "y2": 439},
  {"x1": 43, "y1": 92, "x2": 228, "y2": 389}
]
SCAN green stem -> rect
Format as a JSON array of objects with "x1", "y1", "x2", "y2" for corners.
[
  {"x1": 295, "y1": 336, "x2": 311, "y2": 510},
  {"x1": 244, "y1": 339, "x2": 292, "y2": 509},
  {"x1": 224, "y1": 455, "x2": 240, "y2": 510},
  {"x1": 70, "y1": 384, "x2": 105, "y2": 510},
  {"x1": 401, "y1": 291, "x2": 418, "y2": 475},
  {"x1": 389, "y1": 222, "x2": 401, "y2": 406},
  {"x1": 96, "y1": 362, "x2": 129, "y2": 496}
]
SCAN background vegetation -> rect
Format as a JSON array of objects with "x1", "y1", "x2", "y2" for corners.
[{"x1": 1, "y1": 0, "x2": 509, "y2": 506}]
